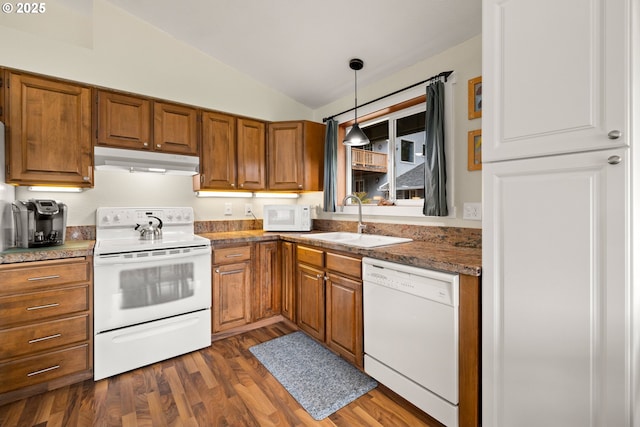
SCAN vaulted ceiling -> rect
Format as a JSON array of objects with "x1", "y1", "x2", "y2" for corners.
[{"x1": 105, "y1": 0, "x2": 482, "y2": 109}]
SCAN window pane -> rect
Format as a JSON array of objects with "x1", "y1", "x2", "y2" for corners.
[
  {"x1": 395, "y1": 112, "x2": 425, "y2": 200},
  {"x1": 350, "y1": 120, "x2": 389, "y2": 203}
]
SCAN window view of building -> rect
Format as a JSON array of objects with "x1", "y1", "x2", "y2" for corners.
[{"x1": 347, "y1": 106, "x2": 426, "y2": 203}]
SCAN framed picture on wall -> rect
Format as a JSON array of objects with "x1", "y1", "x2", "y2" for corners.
[
  {"x1": 468, "y1": 76, "x2": 482, "y2": 119},
  {"x1": 468, "y1": 129, "x2": 482, "y2": 171}
]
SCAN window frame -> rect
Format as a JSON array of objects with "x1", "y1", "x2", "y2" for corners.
[{"x1": 335, "y1": 89, "x2": 456, "y2": 218}]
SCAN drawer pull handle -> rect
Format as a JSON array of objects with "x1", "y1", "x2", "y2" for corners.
[
  {"x1": 27, "y1": 365, "x2": 60, "y2": 377},
  {"x1": 27, "y1": 275, "x2": 61, "y2": 281},
  {"x1": 27, "y1": 303, "x2": 60, "y2": 311},
  {"x1": 29, "y1": 333, "x2": 62, "y2": 344}
]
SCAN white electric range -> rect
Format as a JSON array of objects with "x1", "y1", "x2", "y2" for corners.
[{"x1": 93, "y1": 207, "x2": 211, "y2": 380}]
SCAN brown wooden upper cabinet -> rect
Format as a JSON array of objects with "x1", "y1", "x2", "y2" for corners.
[
  {"x1": 96, "y1": 90, "x2": 198, "y2": 156},
  {"x1": 4, "y1": 71, "x2": 93, "y2": 187},
  {"x1": 267, "y1": 121, "x2": 325, "y2": 191},
  {"x1": 195, "y1": 113, "x2": 266, "y2": 191}
]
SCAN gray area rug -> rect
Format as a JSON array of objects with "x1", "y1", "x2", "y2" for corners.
[{"x1": 249, "y1": 331, "x2": 377, "y2": 420}]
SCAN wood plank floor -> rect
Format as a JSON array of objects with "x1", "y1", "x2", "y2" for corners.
[{"x1": 0, "y1": 322, "x2": 444, "y2": 427}]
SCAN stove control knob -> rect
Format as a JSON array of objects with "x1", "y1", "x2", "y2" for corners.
[
  {"x1": 114, "y1": 214, "x2": 121, "y2": 222},
  {"x1": 102, "y1": 215, "x2": 112, "y2": 224}
]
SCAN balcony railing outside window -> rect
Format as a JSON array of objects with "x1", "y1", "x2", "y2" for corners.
[{"x1": 351, "y1": 148, "x2": 387, "y2": 173}]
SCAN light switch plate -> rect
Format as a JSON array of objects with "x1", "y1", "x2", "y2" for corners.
[
  {"x1": 463, "y1": 202, "x2": 482, "y2": 220},
  {"x1": 224, "y1": 203, "x2": 232, "y2": 216}
]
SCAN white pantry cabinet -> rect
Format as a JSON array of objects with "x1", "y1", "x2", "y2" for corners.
[
  {"x1": 482, "y1": 149, "x2": 629, "y2": 427},
  {"x1": 482, "y1": 0, "x2": 630, "y2": 162},
  {"x1": 482, "y1": 0, "x2": 635, "y2": 426}
]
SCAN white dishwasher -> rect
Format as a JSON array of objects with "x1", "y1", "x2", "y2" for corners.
[{"x1": 362, "y1": 257, "x2": 460, "y2": 427}]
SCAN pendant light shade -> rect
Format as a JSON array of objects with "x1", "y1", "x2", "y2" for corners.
[{"x1": 343, "y1": 58, "x2": 370, "y2": 147}]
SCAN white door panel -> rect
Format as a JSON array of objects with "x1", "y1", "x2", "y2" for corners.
[
  {"x1": 483, "y1": 0, "x2": 629, "y2": 161},
  {"x1": 482, "y1": 149, "x2": 629, "y2": 426}
]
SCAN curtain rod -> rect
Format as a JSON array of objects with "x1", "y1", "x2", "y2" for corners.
[{"x1": 322, "y1": 70, "x2": 453, "y2": 123}]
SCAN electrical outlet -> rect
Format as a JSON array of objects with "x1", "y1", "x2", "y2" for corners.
[
  {"x1": 245, "y1": 204, "x2": 253, "y2": 216},
  {"x1": 463, "y1": 202, "x2": 482, "y2": 220},
  {"x1": 224, "y1": 203, "x2": 232, "y2": 216}
]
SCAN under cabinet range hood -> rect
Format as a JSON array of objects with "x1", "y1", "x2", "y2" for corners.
[{"x1": 94, "y1": 146, "x2": 199, "y2": 175}]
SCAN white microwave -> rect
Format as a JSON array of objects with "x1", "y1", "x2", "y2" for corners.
[{"x1": 263, "y1": 204, "x2": 312, "y2": 231}]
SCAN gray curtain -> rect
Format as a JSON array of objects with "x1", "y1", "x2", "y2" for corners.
[
  {"x1": 423, "y1": 80, "x2": 448, "y2": 216},
  {"x1": 323, "y1": 119, "x2": 338, "y2": 212}
]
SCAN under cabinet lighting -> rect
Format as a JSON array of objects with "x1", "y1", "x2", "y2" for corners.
[
  {"x1": 195, "y1": 191, "x2": 253, "y2": 198},
  {"x1": 27, "y1": 186, "x2": 84, "y2": 193},
  {"x1": 254, "y1": 192, "x2": 300, "y2": 199}
]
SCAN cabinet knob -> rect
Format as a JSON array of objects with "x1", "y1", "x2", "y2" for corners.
[
  {"x1": 143, "y1": 142, "x2": 149, "y2": 147},
  {"x1": 156, "y1": 144, "x2": 162, "y2": 148},
  {"x1": 215, "y1": 269, "x2": 220, "y2": 273},
  {"x1": 298, "y1": 184, "x2": 303, "y2": 189},
  {"x1": 608, "y1": 130, "x2": 622, "y2": 139},
  {"x1": 239, "y1": 184, "x2": 244, "y2": 188},
  {"x1": 608, "y1": 155, "x2": 622, "y2": 165},
  {"x1": 231, "y1": 183, "x2": 235, "y2": 187}
]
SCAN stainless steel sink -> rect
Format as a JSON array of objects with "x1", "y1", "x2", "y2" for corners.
[{"x1": 301, "y1": 232, "x2": 412, "y2": 248}]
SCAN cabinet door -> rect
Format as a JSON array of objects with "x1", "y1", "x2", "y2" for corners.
[
  {"x1": 267, "y1": 122, "x2": 304, "y2": 191},
  {"x1": 280, "y1": 241, "x2": 295, "y2": 322},
  {"x1": 483, "y1": 0, "x2": 629, "y2": 161},
  {"x1": 198, "y1": 111, "x2": 237, "y2": 190},
  {"x1": 482, "y1": 148, "x2": 628, "y2": 426},
  {"x1": 153, "y1": 101, "x2": 198, "y2": 155},
  {"x1": 212, "y1": 261, "x2": 251, "y2": 332},
  {"x1": 254, "y1": 241, "x2": 280, "y2": 321},
  {"x1": 326, "y1": 273, "x2": 362, "y2": 367},
  {"x1": 6, "y1": 72, "x2": 92, "y2": 186},
  {"x1": 236, "y1": 118, "x2": 266, "y2": 190},
  {"x1": 296, "y1": 263, "x2": 325, "y2": 341},
  {"x1": 97, "y1": 90, "x2": 151, "y2": 150}
]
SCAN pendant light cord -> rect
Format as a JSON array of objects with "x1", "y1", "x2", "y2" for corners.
[{"x1": 353, "y1": 67, "x2": 358, "y2": 124}]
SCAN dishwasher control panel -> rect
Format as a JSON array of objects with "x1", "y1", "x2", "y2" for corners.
[{"x1": 362, "y1": 257, "x2": 459, "y2": 306}]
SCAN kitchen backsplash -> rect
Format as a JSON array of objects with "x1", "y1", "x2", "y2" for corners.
[{"x1": 66, "y1": 219, "x2": 481, "y2": 249}]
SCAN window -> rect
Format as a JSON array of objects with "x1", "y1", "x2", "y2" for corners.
[
  {"x1": 347, "y1": 105, "x2": 426, "y2": 203},
  {"x1": 400, "y1": 140, "x2": 414, "y2": 163}
]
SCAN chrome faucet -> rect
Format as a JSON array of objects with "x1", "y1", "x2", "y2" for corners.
[{"x1": 341, "y1": 194, "x2": 366, "y2": 233}]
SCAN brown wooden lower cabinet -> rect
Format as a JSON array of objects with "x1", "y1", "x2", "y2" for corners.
[
  {"x1": 0, "y1": 257, "x2": 93, "y2": 406},
  {"x1": 254, "y1": 241, "x2": 281, "y2": 321},
  {"x1": 280, "y1": 241, "x2": 296, "y2": 322},
  {"x1": 212, "y1": 245, "x2": 252, "y2": 333},
  {"x1": 295, "y1": 244, "x2": 364, "y2": 367}
]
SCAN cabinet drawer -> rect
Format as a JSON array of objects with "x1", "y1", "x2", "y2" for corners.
[
  {"x1": 0, "y1": 286, "x2": 90, "y2": 327},
  {"x1": 0, "y1": 260, "x2": 90, "y2": 294},
  {"x1": 296, "y1": 245, "x2": 324, "y2": 268},
  {"x1": 213, "y1": 245, "x2": 252, "y2": 264},
  {"x1": 0, "y1": 344, "x2": 89, "y2": 393},
  {"x1": 0, "y1": 314, "x2": 90, "y2": 360},
  {"x1": 326, "y1": 252, "x2": 361, "y2": 279}
]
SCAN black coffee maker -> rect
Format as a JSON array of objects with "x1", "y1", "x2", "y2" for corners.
[{"x1": 12, "y1": 199, "x2": 67, "y2": 248}]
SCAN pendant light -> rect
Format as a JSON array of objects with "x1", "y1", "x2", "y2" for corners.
[{"x1": 343, "y1": 58, "x2": 370, "y2": 146}]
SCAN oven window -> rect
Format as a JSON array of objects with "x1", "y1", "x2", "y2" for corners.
[{"x1": 120, "y1": 263, "x2": 195, "y2": 308}]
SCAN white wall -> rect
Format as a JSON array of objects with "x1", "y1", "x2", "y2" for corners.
[
  {"x1": 314, "y1": 35, "x2": 483, "y2": 228},
  {"x1": 3, "y1": 3, "x2": 482, "y2": 228}
]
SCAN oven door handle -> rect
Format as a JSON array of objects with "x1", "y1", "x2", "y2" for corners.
[{"x1": 94, "y1": 246, "x2": 211, "y2": 265}]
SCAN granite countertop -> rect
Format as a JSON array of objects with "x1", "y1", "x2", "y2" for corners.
[
  {"x1": 0, "y1": 240, "x2": 95, "y2": 264},
  {"x1": 0, "y1": 230, "x2": 482, "y2": 276},
  {"x1": 204, "y1": 230, "x2": 481, "y2": 277}
]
